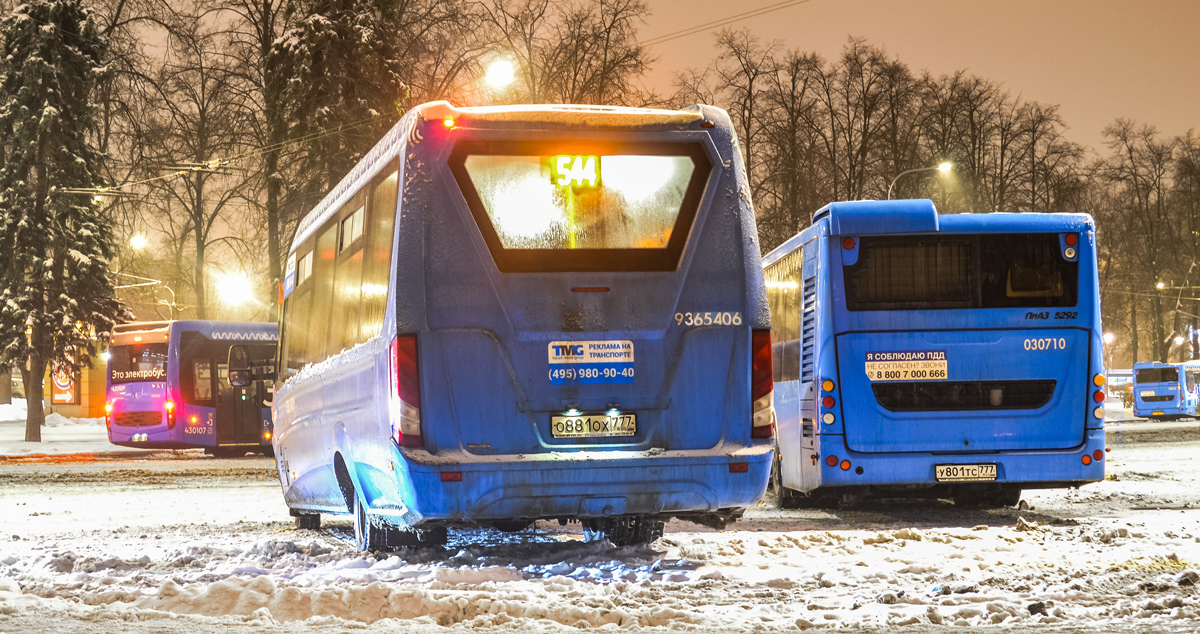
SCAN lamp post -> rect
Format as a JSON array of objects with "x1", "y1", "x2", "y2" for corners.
[
  {"x1": 1103, "y1": 332, "x2": 1115, "y2": 371},
  {"x1": 887, "y1": 161, "x2": 952, "y2": 200},
  {"x1": 484, "y1": 58, "x2": 515, "y2": 90}
]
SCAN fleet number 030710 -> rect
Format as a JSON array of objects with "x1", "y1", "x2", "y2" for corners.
[{"x1": 1024, "y1": 337, "x2": 1067, "y2": 351}]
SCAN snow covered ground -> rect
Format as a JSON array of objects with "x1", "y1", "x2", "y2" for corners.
[
  {"x1": 0, "y1": 404, "x2": 1197, "y2": 633},
  {"x1": 0, "y1": 399, "x2": 156, "y2": 458}
]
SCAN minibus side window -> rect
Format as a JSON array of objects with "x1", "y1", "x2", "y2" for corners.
[
  {"x1": 360, "y1": 164, "x2": 398, "y2": 340},
  {"x1": 333, "y1": 192, "x2": 366, "y2": 352},
  {"x1": 309, "y1": 224, "x2": 339, "y2": 364}
]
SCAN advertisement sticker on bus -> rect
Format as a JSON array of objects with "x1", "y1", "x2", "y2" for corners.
[
  {"x1": 548, "y1": 340, "x2": 635, "y2": 385},
  {"x1": 864, "y1": 350, "x2": 948, "y2": 381}
]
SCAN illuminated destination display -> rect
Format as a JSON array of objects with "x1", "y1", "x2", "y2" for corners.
[{"x1": 550, "y1": 155, "x2": 600, "y2": 188}]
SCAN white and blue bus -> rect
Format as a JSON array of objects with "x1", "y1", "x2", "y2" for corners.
[
  {"x1": 242, "y1": 102, "x2": 775, "y2": 549},
  {"x1": 765, "y1": 200, "x2": 1106, "y2": 508},
  {"x1": 1132, "y1": 360, "x2": 1200, "y2": 419},
  {"x1": 107, "y1": 321, "x2": 276, "y2": 456}
]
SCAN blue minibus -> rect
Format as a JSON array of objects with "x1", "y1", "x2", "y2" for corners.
[
  {"x1": 107, "y1": 321, "x2": 276, "y2": 456},
  {"x1": 244, "y1": 102, "x2": 774, "y2": 549},
  {"x1": 764, "y1": 200, "x2": 1106, "y2": 507},
  {"x1": 1132, "y1": 361, "x2": 1200, "y2": 419}
]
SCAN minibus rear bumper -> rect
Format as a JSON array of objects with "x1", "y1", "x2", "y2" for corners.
[
  {"x1": 386, "y1": 444, "x2": 773, "y2": 523},
  {"x1": 811, "y1": 427, "x2": 1106, "y2": 489}
]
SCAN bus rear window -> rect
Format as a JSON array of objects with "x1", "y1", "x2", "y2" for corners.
[
  {"x1": 1136, "y1": 368, "x2": 1179, "y2": 384},
  {"x1": 844, "y1": 233, "x2": 1078, "y2": 310},
  {"x1": 450, "y1": 141, "x2": 710, "y2": 272},
  {"x1": 110, "y1": 343, "x2": 168, "y2": 382}
]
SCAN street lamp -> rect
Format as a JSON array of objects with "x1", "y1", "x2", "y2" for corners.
[
  {"x1": 1103, "y1": 332, "x2": 1115, "y2": 345},
  {"x1": 1156, "y1": 281, "x2": 1166, "y2": 290},
  {"x1": 218, "y1": 273, "x2": 255, "y2": 307},
  {"x1": 130, "y1": 234, "x2": 146, "y2": 250},
  {"x1": 887, "y1": 162, "x2": 953, "y2": 200},
  {"x1": 485, "y1": 59, "x2": 515, "y2": 89}
]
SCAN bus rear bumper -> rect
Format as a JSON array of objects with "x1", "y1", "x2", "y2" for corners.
[
  {"x1": 813, "y1": 428, "x2": 1106, "y2": 489},
  {"x1": 380, "y1": 445, "x2": 773, "y2": 524},
  {"x1": 1133, "y1": 404, "x2": 1186, "y2": 418}
]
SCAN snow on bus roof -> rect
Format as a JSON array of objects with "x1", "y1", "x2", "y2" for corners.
[
  {"x1": 421, "y1": 101, "x2": 704, "y2": 127},
  {"x1": 290, "y1": 101, "x2": 708, "y2": 250}
]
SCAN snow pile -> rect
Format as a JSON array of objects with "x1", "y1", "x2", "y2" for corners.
[
  {"x1": 0, "y1": 398, "x2": 128, "y2": 456},
  {"x1": 4, "y1": 519, "x2": 1199, "y2": 631}
]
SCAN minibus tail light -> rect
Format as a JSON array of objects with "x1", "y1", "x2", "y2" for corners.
[
  {"x1": 165, "y1": 400, "x2": 176, "y2": 429},
  {"x1": 751, "y1": 329, "x2": 775, "y2": 438},
  {"x1": 104, "y1": 402, "x2": 112, "y2": 430},
  {"x1": 390, "y1": 335, "x2": 423, "y2": 448}
]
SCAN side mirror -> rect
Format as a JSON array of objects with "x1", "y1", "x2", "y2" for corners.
[{"x1": 228, "y1": 344, "x2": 253, "y2": 388}]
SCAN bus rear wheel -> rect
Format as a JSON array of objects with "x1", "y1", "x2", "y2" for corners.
[
  {"x1": 953, "y1": 487, "x2": 1022, "y2": 508},
  {"x1": 583, "y1": 517, "x2": 664, "y2": 546}
]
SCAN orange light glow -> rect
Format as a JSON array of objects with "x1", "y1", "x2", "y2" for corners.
[{"x1": 442, "y1": 118, "x2": 455, "y2": 128}]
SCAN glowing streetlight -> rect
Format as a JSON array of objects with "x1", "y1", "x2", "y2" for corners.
[
  {"x1": 218, "y1": 273, "x2": 255, "y2": 306},
  {"x1": 130, "y1": 234, "x2": 146, "y2": 250},
  {"x1": 888, "y1": 162, "x2": 953, "y2": 200},
  {"x1": 1156, "y1": 281, "x2": 1166, "y2": 290},
  {"x1": 485, "y1": 59, "x2": 515, "y2": 89},
  {"x1": 1174, "y1": 336, "x2": 1185, "y2": 347},
  {"x1": 1103, "y1": 332, "x2": 1115, "y2": 345}
]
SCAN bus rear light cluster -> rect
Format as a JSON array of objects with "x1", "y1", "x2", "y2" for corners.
[
  {"x1": 390, "y1": 335, "x2": 424, "y2": 448},
  {"x1": 1092, "y1": 374, "x2": 1105, "y2": 387},
  {"x1": 104, "y1": 402, "x2": 112, "y2": 430},
  {"x1": 1093, "y1": 406, "x2": 1105, "y2": 419},
  {"x1": 729, "y1": 462, "x2": 749, "y2": 473},
  {"x1": 839, "y1": 460, "x2": 851, "y2": 471},
  {"x1": 1092, "y1": 449, "x2": 1104, "y2": 461},
  {"x1": 821, "y1": 378, "x2": 837, "y2": 424},
  {"x1": 750, "y1": 330, "x2": 776, "y2": 439},
  {"x1": 440, "y1": 471, "x2": 462, "y2": 482},
  {"x1": 1092, "y1": 391, "x2": 1105, "y2": 403},
  {"x1": 825, "y1": 455, "x2": 838, "y2": 467},
  {"x1": 1082, "y1": 454, "x2": 1092, "y2": 465},
  {"x1": 165, "y1": 400, "x2": 176, "y2": 429}
]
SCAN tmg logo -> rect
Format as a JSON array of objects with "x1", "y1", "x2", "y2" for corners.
[{"x1": 552, "y1": 344, "x2": 584, "y2": 357}]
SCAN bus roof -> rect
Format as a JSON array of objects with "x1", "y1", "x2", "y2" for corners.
[
  {"x1": 766, "y1": 199, "x2": 1095, "y2": 266},
  {"x1": 290, "y1": 100, "x2": 712, "y2": 251},
  {"x1": 110, "y1": 320, "x2": 277, "y2": 347}
]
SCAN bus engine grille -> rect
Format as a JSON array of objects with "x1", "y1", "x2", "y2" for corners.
[
  {"x1": 112, "y1": 411, "x2": 163, "y2": 427},
  {"x1": 1140, "y1": 395, "x2": 1175, "y2": 403},
  {"x1": 872, "y1": 380, "x2": 1057, "y2": 412}
]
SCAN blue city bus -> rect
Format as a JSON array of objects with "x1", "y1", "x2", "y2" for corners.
[
  {"x1": 256, "y1": 101, "x2": 774, "y2": 549},
  {"x1": 106, "y1": 321, "x2": 277, "y2": 457},
  {"x1": 764, "y1": 200, "x2": 1106, "y2": 507},
  {"x1": 1131, "y1": 361, "x2": 1200, "y2": 419}
]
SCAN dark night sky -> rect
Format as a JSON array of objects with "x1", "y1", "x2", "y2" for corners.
[{"x1": 639, "y1": 0, "x2": 1200, "y2": 152}]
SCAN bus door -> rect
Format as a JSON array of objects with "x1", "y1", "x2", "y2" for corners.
[{"x1": 217, "y1": 363, "x2": 262, "y2": 444}]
